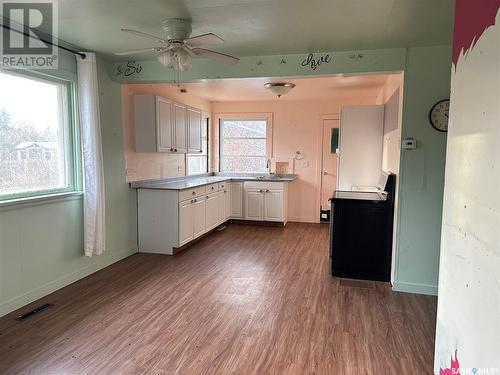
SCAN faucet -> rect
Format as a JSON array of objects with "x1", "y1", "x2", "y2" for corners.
[{"x1": 266, "y1": 159, "x2": 274, "y2": 175}]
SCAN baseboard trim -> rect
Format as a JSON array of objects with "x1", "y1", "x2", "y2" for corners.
[
  {"x1": 392, "y1": 280, "x2": 438, "y2": 296},
  {"x1": 0, "y1": 246, "x2": 138, "y2": 318}
]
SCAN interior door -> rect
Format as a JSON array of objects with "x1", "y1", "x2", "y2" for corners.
[{"x1": 320, "y1": 119, "x2": 339, "y2": 210}]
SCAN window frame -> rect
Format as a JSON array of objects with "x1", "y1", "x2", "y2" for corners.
[
  {"x1": 0, "y1": 69, "x2": 81, "y2": 203},
  {"x1": 186, "y1": 116, "x2": 209, "y2": 176},
  {"x1": 217, "y1": 114, "x2": 273, "y2": 174}
]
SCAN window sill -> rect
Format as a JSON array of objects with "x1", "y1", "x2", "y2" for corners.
[{"x1": 0, "y1": 191, "x2": 84, "y2": 212}]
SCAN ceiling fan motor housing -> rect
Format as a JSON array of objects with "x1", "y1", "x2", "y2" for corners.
[{"x1": 161, "y1": 18, "x2": 192, "y2": 41}]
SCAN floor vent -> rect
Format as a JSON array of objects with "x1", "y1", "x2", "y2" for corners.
[
  {"x1": 339, "y1": 279, "x2": 375, "y2": 289},
  {"x1": 216, "y1": 225, "x2": 227, "y2": 232},
  {"x1": 16, "y1": 303, "x2": 52, "y2": 321}
]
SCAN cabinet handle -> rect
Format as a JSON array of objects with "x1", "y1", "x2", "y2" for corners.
[
  {"x1": 190, "y1": 199, "x2": 194, "y2": 203},
  {"x1": 192, "y1": 191, "x2": 196, "y2": 195},
  {"x1": 194, "y1": 198, "x2": 197, "y2": 203},
  {"x1": 266, "y1": 189, "x2": 270, "y2": 193},
  {"x1": 224, "y1": 190, "x2": 227, "y2": 193},
  {"x1": 206, "y1": 196, "x2": 209, "y2": 199},
  {"x1": 174, "y1": 148, "x2": 178, "y2": 152},
  {"x1": 199, "y1": 150, "x2": 203, "y2": 153},
  {"x1": 259, "y1": 189, "x2": 263, "y2": 193},
  {"x1": 211, "y1": 186, "x2": 214, "y2": 190},
  {"x1": 170, "y1": 148, "x2": 173, "y2": 151}
]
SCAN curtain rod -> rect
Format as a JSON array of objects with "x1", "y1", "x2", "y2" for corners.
[{"x1": 1, "y1": 24, "x2": 86, "y2": 59}]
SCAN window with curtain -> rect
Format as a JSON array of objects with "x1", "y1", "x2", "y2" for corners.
[
  {"x1": 186, "y1": 118, "x2": 209, "y2": 175},
  {"x1": 0, "y1": 70, "x2": 79, "y2": 201},
  {"x1": 219, "y1": 119, "x2": 267, "y2": 173}
]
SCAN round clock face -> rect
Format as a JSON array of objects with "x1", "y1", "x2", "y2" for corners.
[{"x1": 429, "y1": 99, "x2": 450, "y2": 132}]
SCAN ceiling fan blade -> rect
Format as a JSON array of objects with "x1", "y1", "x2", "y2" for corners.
[
  {"x1": 114, "y1": 47, "x2": 166, "y2": 56},
  {"x1": 191, "y1": 48, "x2": 239, "y2": 65},
  {"x1": 121, "y1": 28, "x2": 168, "y2": 43},
  {"x1": 184, "y1": 33, "x2": 224, "y2": 47}
]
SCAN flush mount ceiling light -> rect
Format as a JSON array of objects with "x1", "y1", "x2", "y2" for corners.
[{"x1": 264, "y1": 82, "x2": 296, "y2": 98}]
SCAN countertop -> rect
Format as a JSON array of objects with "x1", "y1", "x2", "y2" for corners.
[
  {"x1": 131, "y1": 174, "x2": 297, "y2": 191},
  {"x1": 331, "y1": 190, "x2": 387, "y2": 202}
]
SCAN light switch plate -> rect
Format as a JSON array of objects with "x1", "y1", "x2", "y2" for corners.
[{"x1": 301, "y1": 160, "x2": 309, "y2": 168}]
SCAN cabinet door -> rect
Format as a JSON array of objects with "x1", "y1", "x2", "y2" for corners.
[
  {"x1": 192, "y1": 198, "x2": 206, "y2": 238},
  {"x1": 215, "y1": 191, "x2": 225, "y2": 225},
  {"x1": 179, "y1": 200, "x2": 194, "y2": 246},
  {"x1": 223, "y1": 185, "x2": 231, "y2": 221},
  {"x1": 156, "y1": 97, "x2": 174, "y2": 152},
  {"x1": 187, "y1": 107, "x2": 202, "y2": 153},
  {"x1": 205, "y1": 193, "x2": 219, "y2": 231},
  {"x1": 230, "y1": 182, "x2": 243, "y2": 218},
  {"x1": 245, "y1": 190, "x2": 264, "y2": 220},
  {"x1": 173, "y1": 102, "x2": 187, "y2": 153},
  {"x1": 264, "y1": 189, "x2": 283, "y2": 222}
]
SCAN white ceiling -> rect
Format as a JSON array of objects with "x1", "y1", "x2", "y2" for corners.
[
  {"x1": 156, "y1": 73, "x2": 399, "y2": 102},
  {"x1": 52, "y1": 0, "x2": 454, "y2": 58}
]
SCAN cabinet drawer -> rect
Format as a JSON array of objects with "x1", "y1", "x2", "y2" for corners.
[
  {"x1": 218, "y1": 181, "x2": 229, "y2": 191},
  {"x1": 179, "y1": 186, "x2": 206, "y2": 201},
  {"x1": 206, "y1": 183, "x2": 219, "y2": 194},
  {"x1": 244, "y1": 181, "x2": 285, "y2": 190}
]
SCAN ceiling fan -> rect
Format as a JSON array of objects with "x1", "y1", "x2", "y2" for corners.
[{"x1": 115, "y1": 18, "x2": 239, "y2": 71}]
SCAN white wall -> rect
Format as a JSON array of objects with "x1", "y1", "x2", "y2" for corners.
[{"x1": 434, "y1": 8, "x2": 500, "y2": 373}]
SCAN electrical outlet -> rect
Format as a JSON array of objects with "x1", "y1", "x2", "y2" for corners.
[{"x1": 301, "y1": 160, "x2": 309, "y2": 168}]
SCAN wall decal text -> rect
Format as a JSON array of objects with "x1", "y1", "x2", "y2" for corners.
[
  {"x1": 116, "y1": 61, "x2": 143, "y2": 77},
  {"x1": 300, "y1": 53, "x2": 332, "y2": 70}
]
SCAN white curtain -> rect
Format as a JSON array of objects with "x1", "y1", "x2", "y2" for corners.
[{"x1": 76, "y1": 52, "x2": 106, "y2": 256}]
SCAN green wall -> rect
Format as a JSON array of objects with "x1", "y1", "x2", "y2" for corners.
[
  {"x1": 0, "y1": 55, "x2": 137, "y2": 317},
  {"x1": 392, "y1": 46, "x2": 452, "y2": 295}
]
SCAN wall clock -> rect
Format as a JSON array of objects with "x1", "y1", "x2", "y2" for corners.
[{"x1": 429, "y1": 99, "x2": 450, "y2": 132}]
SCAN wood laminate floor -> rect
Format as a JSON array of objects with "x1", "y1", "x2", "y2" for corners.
[{"x1": 0, "y1": 223, "x2": 437, "y2": 375}]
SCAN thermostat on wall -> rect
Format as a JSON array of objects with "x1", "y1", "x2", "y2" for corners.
[{"x1": 402, "y1": 138, "x2": 417, "y2": 149}]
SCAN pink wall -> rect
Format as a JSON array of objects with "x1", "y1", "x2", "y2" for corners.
[
  {"x1": 121, "y1": 84, "x2": 212, "y2": 181},
  {"x1": 212, "y1": 97, "x2": 378, "y2": 223}
]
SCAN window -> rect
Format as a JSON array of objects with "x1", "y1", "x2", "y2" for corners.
[
  {"x1": 220, "y1": 119, "x2": 268, "y2": 173},
  {"x1": 0, "y1": 70, "x2": 79, "y2": 201},
  {"x1": 186, "y1": 118, "x2": 209, "y2": 175}
]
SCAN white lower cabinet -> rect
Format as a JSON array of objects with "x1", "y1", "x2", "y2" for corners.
[
  {"x1": 179, "y1": 199, "x2": 195, "y2": 246},
  {"x1": 230, "y1": 182, "x2": 243, "y2": 218},
  {"x1": 137, "y1": 179, "x2": 289, "y2": 255},
  {"x1": 193, "y1": 198, "x2": 206, "y2": 238},
  {"x1": 244, "y1": 182, "x2": 288, "y2": 223},
  {"x1": 245, "y1": 190, "x2": 265, "y2": 220},
  {"x1": 205, "y1": 192, "x2": 220, "y2": 231}
]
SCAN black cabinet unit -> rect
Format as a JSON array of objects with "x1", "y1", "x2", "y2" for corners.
[{"x1": 329, "y1": 174, "x2": 395, "y2": 282}]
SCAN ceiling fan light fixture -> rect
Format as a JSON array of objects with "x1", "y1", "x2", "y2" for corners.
[
  {"x1": 175, "y1": 48, "x2": 192, "y2": 71},
  {"x1": 157, "y1": 50, "x2": 175, "y2": 68},
  {"x1": 264, "y1": 82, "x2": 296, "y2": 98}
]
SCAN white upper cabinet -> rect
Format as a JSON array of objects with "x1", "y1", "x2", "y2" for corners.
[
  {"x1": 187, "y1": 107, "x2": 203, "y2": 153},
  {"x1": 156, "y1": 97, "x2": 174, "y2": 152},
  {"x1": 173, "y1": 102, "x2": 188, "y2": 153},
  {"x1": 134, "y1": 95, "x2": 202, "y2": 154}
]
